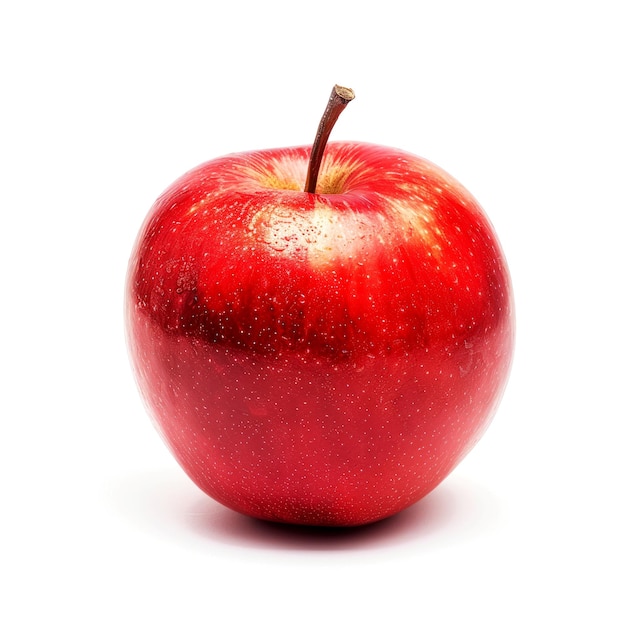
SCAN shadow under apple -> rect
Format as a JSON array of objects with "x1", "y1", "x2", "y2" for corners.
[{"x1": 107, "y1": 467, "x2": 504, "y2": 552}]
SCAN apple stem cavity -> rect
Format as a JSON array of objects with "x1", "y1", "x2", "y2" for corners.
[{"x1": 304, "y1": 85, "x2": 355, "y2": 194}]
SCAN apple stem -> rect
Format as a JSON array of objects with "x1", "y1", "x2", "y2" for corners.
[{"x1": 304, "y1": 85, "x2": 355, "y2": 194}]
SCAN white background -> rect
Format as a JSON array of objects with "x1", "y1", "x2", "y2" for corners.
[{"x1": 2, "y1": 1, "x2": 624, "y2": 624}]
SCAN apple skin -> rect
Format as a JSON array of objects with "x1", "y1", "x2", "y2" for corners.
[{"x1": 125, "y1": 141, "x2": 514, "y2": 526}]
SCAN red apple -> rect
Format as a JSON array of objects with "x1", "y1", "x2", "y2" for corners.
[{"x1": 125, "y1": 86, "x2": 514, "y2": 526}]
